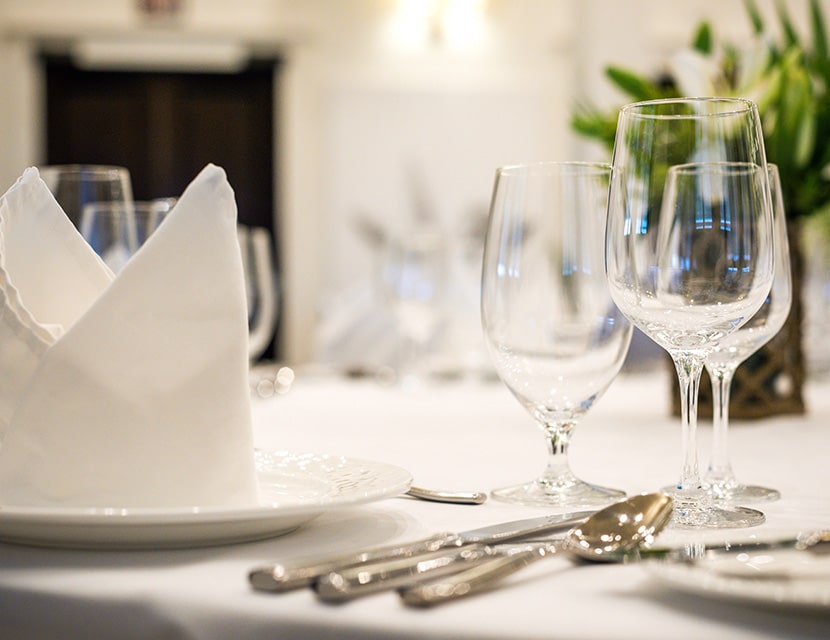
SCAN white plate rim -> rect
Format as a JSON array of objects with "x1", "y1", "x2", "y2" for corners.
[
  {"x1": 646, "y1": 557, "x2": 830, "y2": 613},
  {"x1": 0, "y1": 450, "x2": 413, "y2": 549}
]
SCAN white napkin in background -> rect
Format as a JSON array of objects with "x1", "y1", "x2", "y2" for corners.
[{"x1": 0, "y1": 164, "x2": 260, "y2": 508}]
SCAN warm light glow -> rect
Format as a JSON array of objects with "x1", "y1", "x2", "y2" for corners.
[
  {"x1": 386, "y1": 0, "x2": 488, "y2": 51},
  {"x1": 441, "y1": 0, "x2": 488, "y2": 47}
]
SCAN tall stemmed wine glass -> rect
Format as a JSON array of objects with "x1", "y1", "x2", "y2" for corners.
[
  {"x1": 482, "y1": 161, "x2": 633, "y2": 507},
  {"x1": 606, "y1": 98, "x2": 775, "y2": 528},
  {"x1": 704, "y1": 164, "x2": 791, "y2": 503}
]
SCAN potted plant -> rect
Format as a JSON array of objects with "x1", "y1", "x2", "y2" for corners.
[{"x1": 573, "y1": 0, "x2": 830, "y2": 417}]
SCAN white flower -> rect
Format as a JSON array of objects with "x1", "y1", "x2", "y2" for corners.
[{"x1": 667, "y1": 49, "x2": 720, "y2": 96}]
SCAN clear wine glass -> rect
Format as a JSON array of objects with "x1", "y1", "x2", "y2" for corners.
[
  {"x1": 606, "y1": 98, "x2": 775, "y2": 529},
  {"x1": 704, "y1": 163, "x2": 791, "y2": 503},
  {"x1": 80, "y1": 200, "x2": 172, "y2": 272},
  {"x1": 38, "y1": 165, "x2": 133, "y2": 229},
  {"x1": 481, "y1": 161, "x2": 632, "y2": 508}
]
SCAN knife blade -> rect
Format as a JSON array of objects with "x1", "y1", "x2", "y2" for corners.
[
  {"x1": 249, "y1": 508, "x2": 595, "y2": 592},
  {"x1": 397, "y1": 531, "x2": 830, "y2": 607},
  {"x1": 629, "y1": 529, "x2": 830, "y2": 563}
]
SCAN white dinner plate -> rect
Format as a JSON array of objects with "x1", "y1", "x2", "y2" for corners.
[
  {"x1": 647, "y1": 548, "x2": 830, "y2": 613},
  {"x1": 0, "y1": 450, "x2": 412, "y2": 550}
]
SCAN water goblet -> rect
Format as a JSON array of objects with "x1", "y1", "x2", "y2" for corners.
[
  {"x1": 704, "y1": 164, "x2": 791, "y2": 503},
  {"x1": 606, "y1": 98, "x2": 775, "y2": 529},
  {"x1": 481, "y1": 161, "x2": 632, "y2": 508}
]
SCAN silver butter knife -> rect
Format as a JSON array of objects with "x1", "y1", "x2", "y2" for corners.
[{"x1": 249, "y1": 509, "x2": 595, "y2": 592}]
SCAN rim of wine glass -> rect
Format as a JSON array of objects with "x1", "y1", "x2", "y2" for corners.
[
  {"x1": 37, "y1": 164, "x2": 130, "y2": 179},
  {"x1": 620, "y1": 96, "x2": 757, "y2": 119},
  {"x1": 669, "y1": 160, "x2": 763, "y2": 176},
  {"x1": 497, "y1": 160, "x2": 612, "y2": 176}
]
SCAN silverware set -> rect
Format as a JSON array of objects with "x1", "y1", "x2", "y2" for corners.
[
  {"x1": 249, "y1": 491, "x2": 830, "y2": 607},
  {"x1": 249, "y1": 508, "x2": 597, "y2": 599},
  {"x1": 250, "y1": 494, "x2": 677, "y2": 606}
]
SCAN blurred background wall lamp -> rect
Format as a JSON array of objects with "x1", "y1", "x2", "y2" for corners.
[{"x1": 390, "y1": 0, "x2": 489, "y2": 49}]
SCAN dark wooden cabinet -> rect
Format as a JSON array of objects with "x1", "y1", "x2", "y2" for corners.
[
  {"x1": 43, "y1": 55, "x2": 279, "y2": 236},
  {"x1": 43, "y1": 55, "x2": 282, "y2": 356}
]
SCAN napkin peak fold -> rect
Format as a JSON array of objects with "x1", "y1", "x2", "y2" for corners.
[{"x1": 0, "y1": 164, "x2": 260, "y2": 509}]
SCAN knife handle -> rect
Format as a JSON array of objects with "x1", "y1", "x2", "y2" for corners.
[
  {"x1": 249, "y1": 532, "x2": 461, "y2": 592},
  {"x1": 399, "y1": 543, "x2": 556, "y2": 607},
  {"x1": 315, "y1": 543, "x2": 497, "y2": 602}
]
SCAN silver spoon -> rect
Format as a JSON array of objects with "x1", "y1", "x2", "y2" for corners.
[{"x1": 399, "y1": 492, "x2": 674, "y2": 606}]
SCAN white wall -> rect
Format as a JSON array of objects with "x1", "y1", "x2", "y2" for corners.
[{"x1": 0, "y1": 0, "x2": 823, "y2": 363}]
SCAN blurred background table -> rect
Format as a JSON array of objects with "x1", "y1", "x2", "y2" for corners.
[{"x1": 1, "y1": 370, "x2": 829, "y2": 639}]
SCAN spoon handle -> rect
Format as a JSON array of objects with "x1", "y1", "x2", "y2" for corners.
[
  {"x1": 399, "y1": 543, "x2": 557, "y2": 607},
  {"x1": 315, "y1": 543, "x2": 498, "y2": 602},
  {"x1": 249, "y1": 532, "x2": 461, "y2": 592},
  {"x1": 406, "y1": 486, "x2": 488, "y2": 505}
]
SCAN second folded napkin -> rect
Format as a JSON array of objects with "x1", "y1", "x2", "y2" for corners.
[{"x1": 0, "y1": 164, "x2": 260, "y2": 509}]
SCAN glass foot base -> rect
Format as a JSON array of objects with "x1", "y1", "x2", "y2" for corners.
[
  {"x1": 663, "y1": 481, "x2": 781, "y2": 505},
  {"x1": 668, "y1": 492, "x2": 765, "y2": 529},
  {"x1": 707, "y1": 481, "x2": 781, "y2": 504},
  {"x1": 491, "y1": 477, "x2": 626, "y2": 509}
]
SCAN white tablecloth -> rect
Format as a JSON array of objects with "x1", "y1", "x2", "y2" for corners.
[{"x1": 1, "y1": 370, "x2": 829, "y2": 639}]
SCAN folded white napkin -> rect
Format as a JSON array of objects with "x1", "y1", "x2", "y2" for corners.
[{"x1": 0, "y1": 164, "x2": 260, "y2": 508}]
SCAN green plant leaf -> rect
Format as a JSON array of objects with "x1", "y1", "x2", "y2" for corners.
[
  {"x1": 768, "y1": 51, "x2": 813, "y2": 171},
  {"x1": 570, "y1": 103, "x2": 618, "y2": 150},
  {"x1": 810, "y1": 0, "x2": 828, "y2": 59},
  {"x1": 776, "y1": 0, "x2": 801, "y2": 49},
  {"x1": 605, "y1": 66, "x2": 663, "y2": 100},
  {"x1": 692, "y1": 22, "x2": 713, "y2": 54},
  {"x1": 811, "y1": 57, "x2": 830, "y2": 84},
  {"x1": 755, "y1": 64, "x2": 784, "y2": 113},
  {"x1": 744, "y1": 0, "x2": 764, "y2": 35},
  {"x1": 795, "y1": 106, "x2": 817, "y2": 168}
]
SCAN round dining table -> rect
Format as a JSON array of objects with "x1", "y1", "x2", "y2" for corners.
[{"x1": 1, "y1": 367, "x2": 829, "y2": 639}]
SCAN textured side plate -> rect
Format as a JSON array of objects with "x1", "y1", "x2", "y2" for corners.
[{"x1": 0, "y1": 450, "x2": 412, "y2": 550}]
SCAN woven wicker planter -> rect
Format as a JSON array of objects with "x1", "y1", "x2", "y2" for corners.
[{"x1": 671, "y1": 220, "x2": 807, "y2": 420}]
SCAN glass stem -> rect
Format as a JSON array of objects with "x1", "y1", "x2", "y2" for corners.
[
  {"x1": 672, "y1": 352, "x2": 704, "y2": 494},
  {"x1": 396, "y1": 332, "x2": 424, "y2": 387},
  {"x1": 707, "y1": 364, "x2": 737, "y2": 487},
  {"x1": 542, "y1": 423, "x2": 575, "y2": 484}
]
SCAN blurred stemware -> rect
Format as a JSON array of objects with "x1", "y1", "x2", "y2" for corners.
[
  {"x1": 481, "y1": 161, "x2": 632, "y2": 508},
  {"x1": 238, "y1": 224, "x2": 279, "y2": 363},
  {"x1": 606, "y1": 98, "x2": 775, "y2": 529},
  {"x1": 380, "y1": 231, "x2": 448, "y2": 387},
  {"x1": 39, "y1": 164, "x2": 133, "y2": 229},
  {"x1": 80, "y1": 199, "x2": 173, "y2": 273},
  {"x1": 703, "y1": 164, "x2": 791, "y2": 503}
]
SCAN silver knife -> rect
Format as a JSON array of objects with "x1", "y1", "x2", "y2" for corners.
[
  {"x1": 398, "y1": 531, "x2": 830, "y2": 607},
  {"x1": 630, "y1": 530, "x2": 830, "y2": 563},
  {"x1": 249, "y1": 509, "x2": 595, "y2": 592}
]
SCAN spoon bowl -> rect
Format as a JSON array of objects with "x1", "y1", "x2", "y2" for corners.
[
  {"x1": 563, "y1": 492, "x2": 674, "y2": 562},
  {"x1": 400, "y1": 493, "x2": 674, "y2": 606}
]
